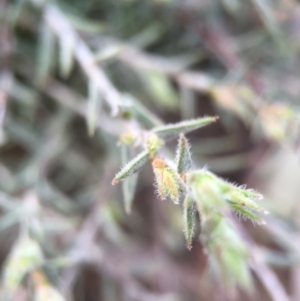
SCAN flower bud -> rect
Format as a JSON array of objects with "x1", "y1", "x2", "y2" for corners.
[
  {"x1": 143, "y1": 132, "x2": 163, "y2": 157},
  {"x1": 152, "y1": 157, "x2": 180, "y2": 203}
]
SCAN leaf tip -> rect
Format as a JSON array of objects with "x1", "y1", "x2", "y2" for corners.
[{"x1": 112, "y1": 178, "x2": 118, "y2": 185}]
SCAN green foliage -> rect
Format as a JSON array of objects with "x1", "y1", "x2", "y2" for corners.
[
  {"x1": 152, "y1": 117, "x2": 218, "y2": 139},
  {"x1": 112, "y1": 150, "x2": 150, "y2": 185},
  {"x1": 203, "y1": 214, "x2": 252, "y2": 289},
  {"x1": 112, "y1": 116, "x2": 217, "y2": 184},
  {"x1": 2, "y1": 0, "x2": 300, "y2": 299},
  {"x1": 183, "y1": 195, "x2": 196, "y2": 250},
  {"x1": 120, "y1": 145, "x2": 138, "y2": 213},
  {"x1": 176, "y1": 134, "x2": 192, "y2": 177},
  {"x1": 113, "y1": 117, "x2": 267, "y2": 290}
]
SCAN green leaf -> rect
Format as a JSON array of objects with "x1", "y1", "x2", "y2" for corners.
[
  {"x1": 112, "y1": 150, "x2": 149, "y2": 185},
  {"x1": 221, "y1": 248, "x2": 252, "y2": 289},
  {"x1": 36, "y1": 22, "x2": 56, "y2": 86},
  {"x1": 227, "y1": 191, "x2": 267, "y2": 215},
  {"x1": 152, "y1": 116, "x2": 218, "y2": 139},
  {"x1": 202, "y1": 215, "x2": 252, "y2": 290},
  {"x1": 176, "y1": 134, "x2": 192, "y2": 176},
  {"x1": 251, "y1": 0, "x2": 287, "y2": 54},
  {"x1": 142, "y1": 70, "x2": 179, "y2": 110},
  {"x1": 228, "y1": 200, "x2": 265, "y2": 224},
  {"x1": 235, "y1": 187, "x2": 263, "y2": 201},
  {"x1": 121, "y1": 145, "x2": 138, "y2": 214},
  {"x1": 183, "y1": 195, "x2": 196, "y2": 250},
  {"x1": 58, "y1": 32, "x2": 75, "y2": 78},
  {"x1": 93, "y1": 45, "x2": 124, "y2": 63}
]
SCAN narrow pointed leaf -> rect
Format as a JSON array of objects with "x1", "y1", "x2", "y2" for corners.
[
  {"x1": 221, "y1": 248, "x2": 252, "y2": 290},
  {"x1": 235, "y1": 187, "x2": 263, "y2": 201},
  {"x1": 36, "y1": 22, "x2": 56, "y2": 86},
  {"x1": 176, "y1": 134, "x2": 192, "y2": 177},
  {"x1": 121, "y1": 145, "x2": 138, "y2": 214},
  {"x1": 59, "y1": 32, "x2": 75, "y2": 78},
  {"x1": 112, "y1": 150, "x2": 149, "y2": 185},
  {"x1": 93, "y1": 45, "x2": 124, "y2": 63},
  {"x1": 152, "y1": 116, "x2": 218, "y2": 139},
  {"x1": 228, "y1": 200, "x2": 265, "y2": 224},
  {"x1": 251, "y1": 0, "x2": 287, "y2": 53},
  {"x1": 183, "y1": 195, "x2": 196, "y2": 250},
  {"x1": 143, "y1": 70, "x2": 179, "y2": 110},
  {"x1": 227, "y1": 191, "x2": 267, "y2": 214},
  {"x1": 202, "y1": 215, "x2": 252, "y2": 290}
]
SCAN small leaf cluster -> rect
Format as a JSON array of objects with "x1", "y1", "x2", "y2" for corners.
[
  {"x1": 112, "y1": 116, "x2": 267, "y2": 289},
  {"x1": 112, "y1": 116, "x2": 218, "y2": 207}
]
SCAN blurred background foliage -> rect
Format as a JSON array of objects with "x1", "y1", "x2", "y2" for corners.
[{"x1": 0, "y1": 0, "x2": 300, "y2": 300}]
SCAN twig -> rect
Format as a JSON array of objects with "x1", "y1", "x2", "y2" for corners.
[{"x1": 45, "y1": 4, "x2": 123, "y2": 116}]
